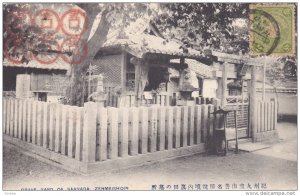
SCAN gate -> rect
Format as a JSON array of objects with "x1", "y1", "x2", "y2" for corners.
[{"x1": 225, "y1": 96, "x2": 250, "y2": 138}]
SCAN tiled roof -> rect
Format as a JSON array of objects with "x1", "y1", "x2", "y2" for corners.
[
  {"x1": 170, "y1": 58, "x2": 215, "y2": 78},
  {"x1": 3, "y1": 57, "x2": 70, "y2": 71},
  {"x1": 103, "y1": 34, "x2": 203, "y2": 58},
  {"x1": 103, "y1": 22, "x2": 204, "y2": 59}
]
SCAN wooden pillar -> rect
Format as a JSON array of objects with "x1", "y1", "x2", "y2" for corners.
[
  {"x1": 121, "y1": 50, "x2": 127, "y2": 91},
  {"x1": 250, "y1": 65, "x2": 258, "y2": 142},
  {"x1": 133, "y1": 58, "x2": 141, "y2": 106},
  {"x1": 221, "y1": 62, "x2": 228, "y2": 106},
  {"x1": 216, "y1": 78, "x2": 222, "y2": 100},
  {"x1": 178, "y1": 57, "x2": 185, "y2": 88}
]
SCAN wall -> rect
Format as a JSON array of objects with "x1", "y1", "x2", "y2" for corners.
[
  {"x1": 3, "y1": 67, "x2": 69, "y2": 97},
  {"x1": 202, "y1": 79, "x2": 218, "y2": 98},
  {"x1": 16, "y1": 74, "x2": 31, "y2": 98},
  {"x1": 256, "y1": 91, "x2": 297, "y2": 117},
  {"x1": 3, "y1": 67, "x2": 17, "y2": 91},
  {"x1": 92, "y1": 54, "x2": 123, "y2": 87},
  {"x1": 30, "y1": 74, "x2": 70, "y2": 96}
]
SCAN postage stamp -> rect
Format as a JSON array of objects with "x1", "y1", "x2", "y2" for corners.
[
  {"x1": 2, "y1": 3, "x2": 298, "y2": 193},
  {"x1": 249, "y1": 4, "x2": 295, "y2": 56}
]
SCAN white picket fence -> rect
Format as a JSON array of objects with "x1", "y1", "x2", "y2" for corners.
[
  {"x1": 3, "y1": 98, "x2": 84, "y2": 160},
  {"x1": 256, "y1": 99, "x2": 278, "y2": 133},
  {"x1": 3, "y1": 98, "x2": 215, "y2": 165},
  {"x1": 88, "y1": 103, "x2": 214, "y2": 162}
]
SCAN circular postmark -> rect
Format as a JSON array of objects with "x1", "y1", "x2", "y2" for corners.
[
  {"x1": 34, "y1": 9, "x2": 60, "y2": 35},
  {"x1": 32, "y1": 38, "x2": 60, "y2": 65},
  {"x1": 60, "y1": 37, "x2": 88, "y2": 65},
  {"x1": 5, "y1": 10, "x2": 33, "y2": 35},
  {"x1": 61, "y1": 9, "x2": 88, "y2": 37},
  {"x1": 249, "y1": 8, "x2": 280, "y2": 56},
  {"x1": 4, "y1": 38, "x2": 30, "y2": 64}
]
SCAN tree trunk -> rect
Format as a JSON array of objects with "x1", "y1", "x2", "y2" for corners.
[{"x1": 67, "y1": 5, "x2": 110, "y2": 106}]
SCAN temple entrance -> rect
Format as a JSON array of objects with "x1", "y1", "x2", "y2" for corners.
[
  {"x1": 144, "y1": 67, "x2": 168, "y2": 92},
  {"x1": 226, "y1": 79, "x2": 250, "y2": 139}
]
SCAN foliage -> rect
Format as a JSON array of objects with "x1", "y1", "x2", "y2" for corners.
[
  {"x1": 266, "y1": 56, "x2": 297, "y2": 88},
  {"x1": 153, "y1": 3, "x2": 249, "y2": 54},
  {"x1": 3, "y1": 4, "x2": 57, "y2": 63},
  {"x1": 279, "y1": 56, "x2": 297, "y2": 79}
]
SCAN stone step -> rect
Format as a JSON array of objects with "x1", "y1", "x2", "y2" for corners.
[
  {"x1": 228, "y1": 138, "x2": 251, "y2": 148},
  {"x1": 228, "y1": 139, "x2": 271, "y2": 152}
]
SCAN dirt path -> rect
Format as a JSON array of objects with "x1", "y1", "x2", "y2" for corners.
[
  {"x1": 253, "y1": 122, "x2": 297, "y2": 162},
  {"x1": 3, "y1": 122, "x2": 297, "y2": 191}
]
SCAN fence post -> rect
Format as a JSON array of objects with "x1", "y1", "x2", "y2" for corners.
[
  {"x1": 194, "y1": 105, "x2": 202, "y2": 144},
  {"x1": 27, "y1": 101, "x2": 32, "y2": 142},
  {"x1": 270, "y1": 101, "x2": 274, "y2": 130},
  {"x1": 32, "y1": 101, "x2": 38, "y2": 144},
  {"x1": 208, "y1": 105, "x2": 214, "y2": 139},
  {"x1": 82, "y1": 102, "x2": 97, "y2": 163},
  {"x1": 49, "y1": 103, "x2": 55, "y2": 150},
  {"x1": 250, "y1": 65, "x2": 258, "y2": 142},
  {"x1": 67, "y1": 106, "x2": 75, "y2": 158},
  {"x1": 181, "y1": 106, "x2": 188, "y2": 147},
  {"x1": 264, "y1": 102, "x2": 268, "y2": 132},
  {"x1": 3, "y1": 98, "x2": 7, "y2": 134},
  {"x1": 119, "y1": 107, "x2": 129, "y2": 157},
  {"x1": 42, "y1": 103, "x2": 48, "y2": 148},
  {"x1": 14, "y1": 99, "x2": 18, "y2": 138},
  {"x1": 18, "y1": 99, "x2": 23, "y2": 139},
  {"x1": 166, "y1": 107, "x2": 174, "y2": 150},
  {"x1": 188, "y1": 106, "x2": 194, "y2": 146},
  {"x1": 272, "y1": 98, "x2": 278, "y2": 130},
  {"x1": 139, "y1": 107, "x2": 148, "y2": 153},
  {"x1": 75, "y1": 108, "x2": 83, "y2": 161},
  {"x1": 108, "y1": 107, "x2": 119, "y2": 159},
  {"x1": 5, "y1": 98, "x2": 9, "y2": 134},
  {"x1": 54, "y1": 104, "x2": 61, "y2": 152},
  {"x1": 149, "y1": 106, "x2": 158, "y2": 152},
  {"x1": 174, "y1": 106, "x2": 181, "y2": 148},
  {"x1": 130, "y1": 107, "x2": 139, "y2": 155},
  {"x1": 201, "y1": 105, "x2": 208, "y2": 143},
  {"x1": 158, "y1": 107, "x2": 166, "y2": 150},
  {"x1": 257, "y1": 101, "x2": 261, "y2": 133},
  {"x1": 9, "y1": 99, "x2": 14, "y2": 137},
  {"x1": 36, "y1": 102, "x2": 43, "y2": 146},
  {"x1": 22, "y1": 100, "x2": 27, "y2": 141},
  {"x1": 61, "y1": 105, "x2": 68, "y2": 155}
]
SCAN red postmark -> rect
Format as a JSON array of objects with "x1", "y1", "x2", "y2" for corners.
[
  {"x1": 32, "y1": 38, "x2": 61, "y2": 65},
  {"x1": 5, "y1": 10, "x2": 33, "y2": 35},
  {"x1": 4, "y1": 38, "x2": 30, "y2": 64},
  {"x1": 61, "y1": 9, "x2": 88, "y2": 37},
  {"x1": 34, "y1": 9, "x2": 60, "y2": 35},
  {"x1": 5, "y1": 8, "x2": 90, "y2": 66},
  {"x1": 60, "y1": 37, "x2": 88, "y2": 65}
]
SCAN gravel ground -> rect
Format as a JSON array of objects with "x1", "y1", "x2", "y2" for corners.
[{"x1": 2, "y1": 122, "x2": 297, "y2": 191}]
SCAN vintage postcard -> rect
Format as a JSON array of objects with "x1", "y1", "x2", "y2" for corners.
[{"x1": 1, "y1": 2, "x2": 298, "y2": 194}]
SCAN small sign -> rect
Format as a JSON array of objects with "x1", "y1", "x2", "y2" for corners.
[
  {"x1": 223, "y1": 105, "x2": 239, "y2": 111},
  {"x1": 144, "y1": 92, "x2": 153, "y2": 100}
]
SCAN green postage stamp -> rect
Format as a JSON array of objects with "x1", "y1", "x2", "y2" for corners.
[{"x1": 250, "y1": 4, "x2": 295, "y2": 56}]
